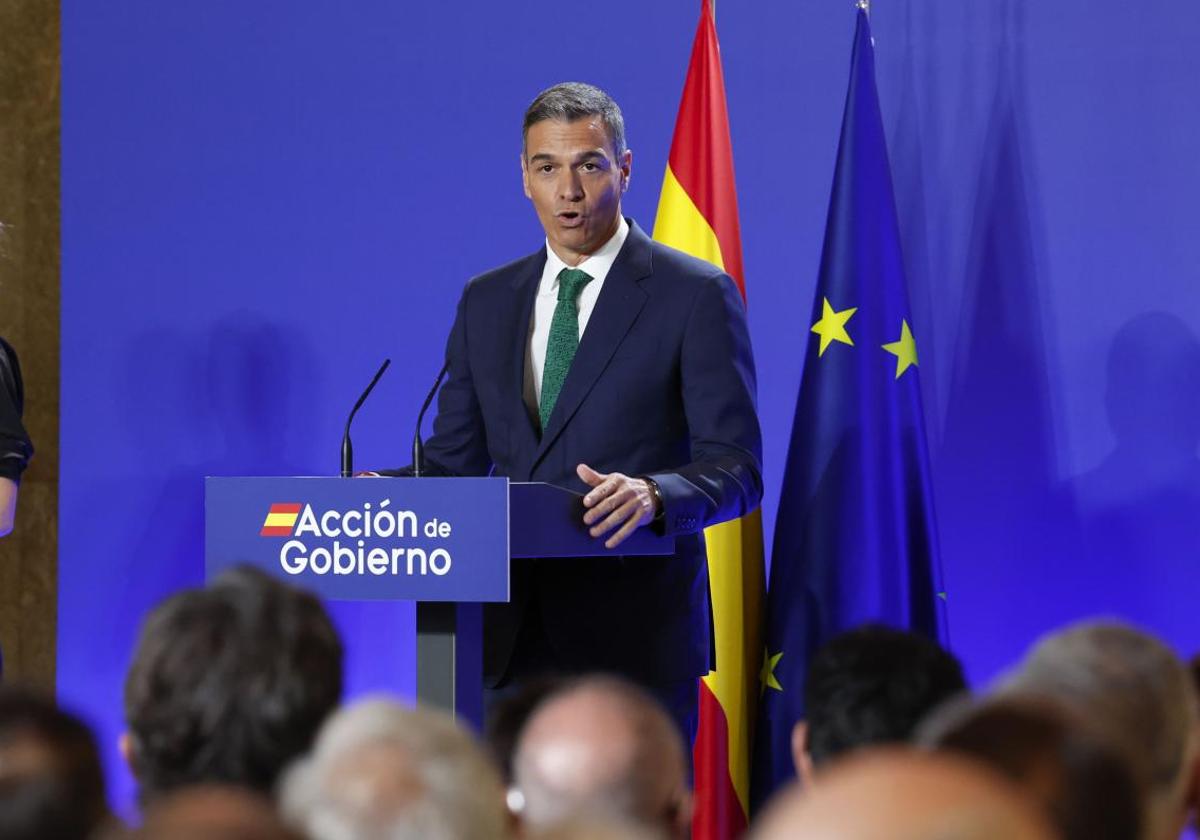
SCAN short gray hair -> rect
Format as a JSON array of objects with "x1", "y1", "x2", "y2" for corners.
[
  {"x1": 280, "y1": 697, "x2": 509, "y2": 840},
  {"x1": 522, "y1": 82, "x2": 627, "y2": 157},
  {"x1": 1001, "y1": 621, "x2": 1197, "y2": 791}
]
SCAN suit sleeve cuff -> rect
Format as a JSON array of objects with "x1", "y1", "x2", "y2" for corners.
[{"x1": 644, "y1": 471, "x2": 707, "y2": 535}]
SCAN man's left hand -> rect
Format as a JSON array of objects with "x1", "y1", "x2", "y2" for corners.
[{"x1": 578, "y1": 463, "x2": 660, "y2": 549}]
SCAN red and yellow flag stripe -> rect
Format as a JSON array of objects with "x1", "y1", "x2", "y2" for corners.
[
  {"x1": 260, "y1": 503, "x2": 301, "y2": 537},
  {"x1": 653, "y1": 2, "x2": 764, "y2": 837}
]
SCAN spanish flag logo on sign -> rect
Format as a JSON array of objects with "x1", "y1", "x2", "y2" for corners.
[{"x1": 260, "y1": 503, "x2": 302, "y2": 537}]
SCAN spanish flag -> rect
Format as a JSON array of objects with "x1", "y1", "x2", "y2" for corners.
[{"x1": 653, "y1": 3, "x2": 764, "y2": 837}]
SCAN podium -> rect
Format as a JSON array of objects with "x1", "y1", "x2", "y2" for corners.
[{"x1": 205, "y1": 476, "x2": 673, "y2": 723}]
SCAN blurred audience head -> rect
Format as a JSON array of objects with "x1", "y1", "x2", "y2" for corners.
[
  {"x1": 794, "y1": 624, "x2": 967, "y2": 784},
  {"x1": 484, "y1": 674, "x2": 567, "y2": 785},
  {"x1": 1003, "y1": 620, "x2": 1200, "y2": 840},
  {"x1": 281, "y1": 697, "x2": 509, "y2": 840},
  {"x1": 528, "y1": 814, "x2": 665, "y2": 840},
  {"x1": 920, "y1": 693, "x2": 1141, "y2": 840},
  {"x1": 123, "y1": 565, "x2": 343, "y2": 805},
  {"x1": 131, "y1": 784, "x2": 299, "y2": 840},
  {"x1": 0, "y1": 686, "x2": 109, "y2": 840},
  {"x1": 752, "y1": 748, "x2": 1056, "y2": 840},
  {"x1": 513, "y1": 675, "x2": 691, "y2": 839}
]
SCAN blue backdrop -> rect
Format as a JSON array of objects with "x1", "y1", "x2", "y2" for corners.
[{"x1": 61, "y1": 0, "x2": 1200, "y2": 812}]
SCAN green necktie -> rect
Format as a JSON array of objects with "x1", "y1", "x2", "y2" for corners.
[{"x1": 539, "y1": 267, "x2": 593, "y2": 429}]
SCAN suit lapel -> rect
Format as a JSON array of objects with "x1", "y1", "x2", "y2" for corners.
[
  {"x1": 532, "y1": 221, "x2": 654, "y2": 469},
  {"x1": 507, "y1": 250, "x2": 545, "y2": 458}
]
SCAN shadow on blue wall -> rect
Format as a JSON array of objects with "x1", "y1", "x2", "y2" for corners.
[
  {"x1": 84, "y1": 314, "x2": 316, "y2": 812},
  {"x1": 1067, "y1": 312, "x2": 1200, "y2": 649},
  {"x1": 128, "y1": 313, "x2": 313, "y2": 590},
  {"x1": 933, "y1": 0, "x2": 1078, "y2": 680}
]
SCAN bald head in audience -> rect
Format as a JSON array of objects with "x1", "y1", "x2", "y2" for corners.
[
  {"x1": 280, "y1": 698, "x2": 509, "y2": 840},
  {"x1": 1003, "y1": 621, "x2": 1200, "y2": 840},
  {"x1": 513, "y1": 675, "x2": 691, "y2": 840},
  {"x1": 752, "y1": 749, "x2": 1056, "y2": 840},
  {"x1": 529, "y1": 815, "x2": 666, "y2": 840}
]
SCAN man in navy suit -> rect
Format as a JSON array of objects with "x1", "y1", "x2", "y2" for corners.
[{"x1": 413, "y1": 83, "x2": 761, "y2": 735}]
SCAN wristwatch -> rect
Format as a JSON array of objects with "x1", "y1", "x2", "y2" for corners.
[{"x1": 641, "y1": 476, "x2": 665, "y2": 523}]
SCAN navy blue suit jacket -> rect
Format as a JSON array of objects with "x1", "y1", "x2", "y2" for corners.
[{"x1": 421, "y1": 220, "x2": 762, "y2": 685}]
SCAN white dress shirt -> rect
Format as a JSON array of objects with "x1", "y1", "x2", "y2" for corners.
[{"x1": 523, "y1": 217, "x2": 630, "y2": 419}]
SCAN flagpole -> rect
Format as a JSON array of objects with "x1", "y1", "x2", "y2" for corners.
[{"x1": 857, "y1": 0, "x2": 870, "y2": 13}]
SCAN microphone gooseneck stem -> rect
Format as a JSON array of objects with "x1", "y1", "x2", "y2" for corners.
[
  {"x1": 341, "y1": 358, "x2": 391, "y2": 477},
  {"x1": 413, "y1": 361, "x2": 450, "y2": 478}
]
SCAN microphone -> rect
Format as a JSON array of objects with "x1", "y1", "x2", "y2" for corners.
[
  {"x1": 341, "y1": 359, "x2": 391, "y2": 478},
  {"x1": 412, "y1": 360, "x2": 449, "y2": 478}
]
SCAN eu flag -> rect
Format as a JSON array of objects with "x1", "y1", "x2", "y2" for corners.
[{"x1": 751, "y1": 7, "x2": 946, "y2": 807}]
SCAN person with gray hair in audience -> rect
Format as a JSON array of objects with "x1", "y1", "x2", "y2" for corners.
[
  {"x1": 280, "y1": 697, "x2": 510, "y2": 840},
  {"x1": 512, "y1": 675, "x2": 691, "y2": 840},
  {"x1": 1001, "y1": 620, "x2": 1200, "y2": 840}
]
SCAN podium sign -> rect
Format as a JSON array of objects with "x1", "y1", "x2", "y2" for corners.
[{"x1": 205, "y1": 476, "x2": 509, "y2": 602}]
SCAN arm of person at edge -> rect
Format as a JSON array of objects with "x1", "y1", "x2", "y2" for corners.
[
  {"x1": 0, "y1": 343, "x2": 31, "y2": 538},
  {"x1": 580, "y1": 270, "x2": 763, "y2": 548},
  {"x1": 374, "y1": 272, "x2": 763, "y2": 549},
  {"x1": 0, "y1": 435, "x2": 30, "y2": 539},
  {"x1": 0, "y1": 477, "x2": 16, "y2": 538}
]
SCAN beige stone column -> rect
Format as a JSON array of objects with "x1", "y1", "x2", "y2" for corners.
[{"x1": 0, "y1": 0, "x2": 60, "y2": 690}]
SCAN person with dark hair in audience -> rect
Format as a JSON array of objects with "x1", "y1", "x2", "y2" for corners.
[
  {"x1": 920, "y1": 693, "x2": 1142, "y2": 840},
  {"x1": 0, "y1": 686, "x2": 111, "y2": 839},
  {"x1": 122, "y1": 565, "x2": 343, "y2": 806},
  {"x1": 0, "y1": 336, "x2": 33, "y2": 539},
  {"x1": 1002, "y1": 621, "x2": 1200, "y2": 840},
  {"x1": 791, "y1": 623, "x2": 967, "y2": 785}
]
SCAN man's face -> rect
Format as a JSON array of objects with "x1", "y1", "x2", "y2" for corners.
[{"x1": 521, "y1": 117, "x2": 632, "y2": 265}]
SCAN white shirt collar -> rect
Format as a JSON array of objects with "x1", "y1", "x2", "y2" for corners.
[{"x1": 542, "y1": 216, "x2": 630, "y2": 289}]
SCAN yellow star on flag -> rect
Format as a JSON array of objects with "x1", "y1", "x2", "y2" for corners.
[
  {"x1": 882, "y1": 319, "x2": 919, "y2": 379},
  {"x1": 810, "y1": 297, "x2": 857, "y2": 357},
  {"x1": 760, "y1": 649, "x2": 784, "y2": 693}
]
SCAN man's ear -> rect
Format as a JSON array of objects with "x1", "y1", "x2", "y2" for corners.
[
  {"x1": 620, "y1": 148, "x2": 632, "y2": 192},
  {"x1": 791, "y1": 720, "x2": 816, "y2": 789},
  {"x1": 118, "y1": 731, "x2": 134, "y2": 772},
  {"x1": 670, "y1": 787, "x2": 694, "y2": 840},
  {"x1": 520, "y1": 153, "x2": 532, "y2": 199}
]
